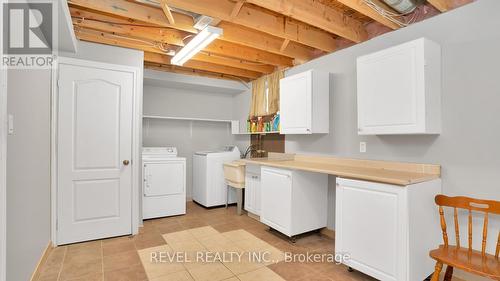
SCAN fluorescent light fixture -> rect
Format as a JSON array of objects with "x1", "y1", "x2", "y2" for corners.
[{"x1": 171, "y1": 26, "x2": 223, "y2": 66}]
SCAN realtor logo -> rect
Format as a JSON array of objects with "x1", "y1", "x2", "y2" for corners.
[{"x1": 2, "y1": 1, "x2": 57, "y2": 68}]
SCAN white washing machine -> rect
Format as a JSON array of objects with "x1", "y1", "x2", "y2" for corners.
[
  {"x1": 142, "y1": 147, "x2": 186, "y2": 219},
  {"x1": 193, "y1": 146, "x2": 241, "y2": 207}
]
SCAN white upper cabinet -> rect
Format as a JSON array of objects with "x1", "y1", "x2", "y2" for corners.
[
  {"x1": 357, "y1": 38, "x2": 441, "y2": 135},
  {"x1": 280, "y1": 70, "x2": 329, "y2": 134}
]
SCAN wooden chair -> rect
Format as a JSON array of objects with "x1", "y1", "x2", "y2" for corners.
[{"x1": 430, "y1": 195, "x2": 500, "y2": 281}]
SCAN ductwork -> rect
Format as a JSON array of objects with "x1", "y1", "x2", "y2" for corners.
[{"x1": 380, "y1": 0, "x2": 426, "y2": 13}]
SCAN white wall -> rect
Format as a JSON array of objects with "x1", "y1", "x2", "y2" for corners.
[
  {"x1": 142, "y1": 85, "x2": 250, "y2": 198},
  {"x1": 7, "y1": 69, "x2": 52, "y2": 281}
]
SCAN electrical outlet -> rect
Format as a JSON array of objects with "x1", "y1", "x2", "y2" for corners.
[{"x1": 359, "y1": 142, "x2": 367, "y2": 153}]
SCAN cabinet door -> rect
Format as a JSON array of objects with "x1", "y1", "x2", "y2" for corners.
[
  {"x1": 357, "y1": 40, "x2": 424, "y2": 135},
  {"x1": 261, "y1": 168, "x2": 292, "y2": 235},
  {"x1": 336, "y1": 179, "x2": 405, "y2": 281},
  {"x1": 254, "y1": 175, "x2": 261, "y2": 215},
  {"x1": 244, "y1": 174, "x2": 254, "y2": 213},
  {"x1": 280, "y1": 71, "x2": 312, "y2": 134}
]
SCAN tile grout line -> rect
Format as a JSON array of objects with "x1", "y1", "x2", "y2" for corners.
[
  {"x1": 100, "y1": 241, "x2": 104, "y2": 281},
  {"x1": 55, "y1": 246, "x2": 67, "y2": 281}
]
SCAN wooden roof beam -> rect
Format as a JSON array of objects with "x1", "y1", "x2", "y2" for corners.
[
  {"x1": 74, "y1": 28, "x2": 263, "y2": 79},
  {"x1": 245, "y1": 0, "x2": 367, "y2": 43},
  {"x1": 144, "y1": 62, "x2": 251, "y2": 82},
  {"x1": 164, "y1": 0, "x2": 338, "y2": 51},
  {"x1": 68, "y1": 0, "x2": 196, "y2": 32},
  {"x1": 70, "y1": 9, "x2": 276, "y2": 73},
  {"x1": 68, "y1": 2, "x2": 294, "y2": 67}
]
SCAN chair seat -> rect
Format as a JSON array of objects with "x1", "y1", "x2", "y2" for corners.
[{"x1": 430, "y1": 245, "x2": 500, "y2": 279}]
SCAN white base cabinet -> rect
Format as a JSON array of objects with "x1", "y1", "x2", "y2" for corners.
[
  {"x1": 335, "y1": 178, "x2": 442, "y2": 281},
  {"x1": 260, "y1": 167, "x2": 328, "y2": 237},
  {"x1": 244, "y1": 165, "x2": 261, "y2": 216}
]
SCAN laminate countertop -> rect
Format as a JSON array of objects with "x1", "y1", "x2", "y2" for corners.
[{"x1": 236, "y1": 154, "x2": 440, "y2": 186}]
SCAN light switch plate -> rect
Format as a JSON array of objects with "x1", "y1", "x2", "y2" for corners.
[
  {"x1": 8, "y1": 114, "x2": 14, "y2": 135},
  {"x1": 359, "y1": 142, "x2": 366, "y2": 153}
]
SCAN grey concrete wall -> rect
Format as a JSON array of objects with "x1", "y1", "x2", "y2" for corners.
[{"x1": 7, "y1": 69, "x2": 52, "y2": 281}]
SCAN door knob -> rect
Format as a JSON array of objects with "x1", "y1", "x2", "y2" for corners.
[{"x1": 123, "y1": 160, "x2": 130, "y2": 165}]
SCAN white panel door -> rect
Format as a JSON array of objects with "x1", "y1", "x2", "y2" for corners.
[
  {"x1": 280, "y1": 71, "x2": 312, "y2": 134},
  {"x1": 57, "y1": 62, "x2": 133, "y2": 245},
  {"x1": 260, "y1": 168, "x2": 292, "y2": 235}
]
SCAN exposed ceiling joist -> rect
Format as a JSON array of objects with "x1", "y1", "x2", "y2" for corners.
[
  {"x1": 334, "y1": 0, "x2": 400, "y2": 29},
  {"x1": 68, "y1": 0, "x2": 196, "y2": 32},
  {"x1": 68, "y1": 2, "x2": 294, "y2": 67},
  {"x1": 144, "y1": 62, "x2": 251, "y2": 82},
  {"x1": 217, "y1": 22, "x2": 320, "y2": 63},
  {"x1": 144, "y1": 52, "x2": 262, "y2": 79},
  {"x1": 74, "y1": 28, "x2": 262, "y2": 79},
  {"x1": 70, "y1": 8, "x2": 276, "y2": 73},
  {"x1": 163, "y1": 0, "x2": 338, "y2": 52},
  {"x1": 244, "y1": 0, "x2": 368, "y2": 43}
]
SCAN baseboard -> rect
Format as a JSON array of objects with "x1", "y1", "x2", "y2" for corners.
[
  {"x1": 29, "y1": 242, "x2": 53, "y2": 281},
  {"x1": 320, "y1": 228, "x2": 335, "y2": 239}
]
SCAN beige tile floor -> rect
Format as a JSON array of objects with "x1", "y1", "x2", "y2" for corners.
[{"x1": 36, "y1": 202, "x2": 377, "y2": 281}]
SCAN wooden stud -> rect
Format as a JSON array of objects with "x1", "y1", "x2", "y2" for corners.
[
  {"x1": 163, "y1": 0, "x2": 338, "y2": 51},
  {"x1": 159, "y1": 0, "x2": 175, "y2": 24},
  {"x1": 439, "y1": 206, "x2": 449, "y2": 247},
  {"x1": 334, "y1": 0, "x2": 399, "y2": 29},
  {"x1": 454, "y1": 208, "x2": 460, "y2": 248},
  {"x1": 245, "y1": 0, "x2": 368, "y2": 42}
]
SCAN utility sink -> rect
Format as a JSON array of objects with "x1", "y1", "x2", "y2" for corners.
[{"x1": 223, "y1": 161, "x2": 245, "y2": 188}]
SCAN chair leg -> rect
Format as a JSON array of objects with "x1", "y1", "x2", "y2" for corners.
[
  {"x1": 430, "y1": 262, "x2": 443, "y2": 281},
  {"x1": 444, "y1": 266, "x2": 453, "y2": 281}
]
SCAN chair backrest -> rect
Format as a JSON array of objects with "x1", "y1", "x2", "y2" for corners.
[{"x1": 434, "y1": 195, "x2": 500, "y2": 257}]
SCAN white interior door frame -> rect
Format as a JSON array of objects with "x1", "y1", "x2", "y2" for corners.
[{"x1": 51, "y1": 56, "x2": 141, "y2": 245}]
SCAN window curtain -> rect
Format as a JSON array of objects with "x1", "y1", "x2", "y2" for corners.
[{"x1": 249, "y1": 70, "x2": 284, "y2": 118}]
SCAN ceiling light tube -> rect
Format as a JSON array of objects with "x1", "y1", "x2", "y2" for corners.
[{"x1": 171, "y1": 26, "x2": 223, "y2": 66}]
